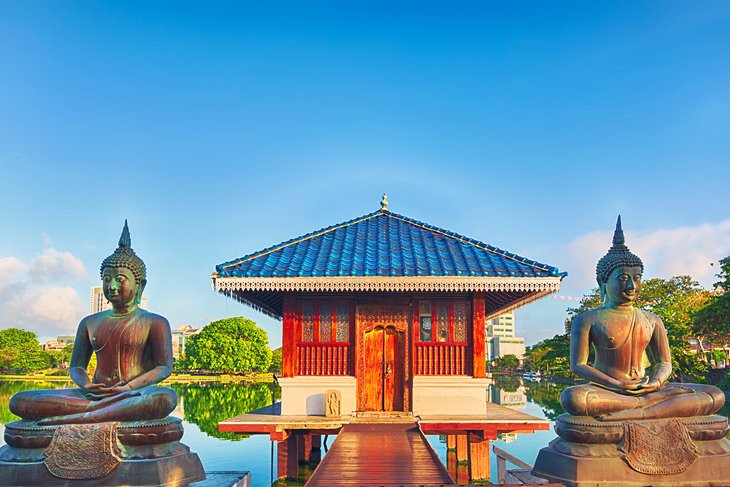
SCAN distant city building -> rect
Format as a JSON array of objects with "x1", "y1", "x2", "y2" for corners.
[
  {"x1": 90, "y1": 286, "x2": 148, "y2": 314},
  {"x1": 486, "y1": 311, "x2": 526, "y2": 362},
  {"x1": 43, "y1": 335, "x2": 75, "y2": 351},
  {"x1": 171, "y1": 325, "x2": 200, "y2": 360}
]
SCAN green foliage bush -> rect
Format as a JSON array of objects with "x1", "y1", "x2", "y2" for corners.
[
  {"x1": 269, "y1": 347, "x2": 282, "y2": 374},
  {"x1": 0, "y1": 328, "x2": 51, "y2": 373},
  {"x1": 718, "y1": 373, "x2": 730, "y2": 392},
  {"x1": 181, "y1": 317, "x2": 272, "y2": 373}
]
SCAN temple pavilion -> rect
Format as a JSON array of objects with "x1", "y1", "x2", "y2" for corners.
[{"x1": 211, "y1": 197, "x2": 565, "y2": 417}]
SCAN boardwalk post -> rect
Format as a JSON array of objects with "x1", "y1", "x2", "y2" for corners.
[
  {"x1": 276, "y1": 434, "x2": 300, "y2": 481},
  {"x1": 310, "y1": 434, "x2": 322, "y2": 463},
  {"x1": 446, "y1": 434, "x2": 457, "y2": 479},
  {"x1": 468, "y1": 434, "x2": 490, "y2": 482},
  {"x1": 276, "y1": 438, "x2": 287, "y2": 480},
  {"x1": 456, "y1": 433, "x2": 469, "y2": 484},
  {"x1": 298, "y1": 434, "x2": 310, "y2": 462},
  {"x1": 287, "y1": 433, "x2": 300, "y2": 480}
]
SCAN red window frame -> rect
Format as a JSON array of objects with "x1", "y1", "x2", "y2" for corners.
[
  {"x1": 299, "y1": 299, "x2": 353, "y2": 344},
  {"x1": 416, "y1": 298, "x2": 470, "y2": 344}
]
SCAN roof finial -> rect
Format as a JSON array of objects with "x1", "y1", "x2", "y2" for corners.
[
  {"x1": 119, "y1": 219, "x2": 132, "y2": 248},
  {"x1": 380, "y1": 193, "x2": 389, "y2": 211},
  {"x1": 612, "y1": 215, "x2": 624, "y2": 246}
]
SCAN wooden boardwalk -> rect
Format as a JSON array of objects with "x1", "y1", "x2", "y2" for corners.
[{"x1": 305, "y1": 423, "x2": 455, "y2": 486}]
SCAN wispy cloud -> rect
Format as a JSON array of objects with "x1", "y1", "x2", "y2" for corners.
[
  {"x1": 28, "y1": 248, "x2": 86, "y2": 283},
  {"x1": 563, "y1": 220, "x2": 730, "y2": 294},
  {"x1": 0, "y1": 249, "x2": 87, "y2": 338}
]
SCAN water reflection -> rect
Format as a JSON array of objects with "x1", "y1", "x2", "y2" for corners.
[
  {"x1": 170, "y1": 381, "x2": 281, "y2": 440},
  {"x1": 0, "y1": 380, "x2": 72, "y2": 424}
]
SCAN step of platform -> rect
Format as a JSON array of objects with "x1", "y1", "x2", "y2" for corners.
[{"x1": 350, "y1": 411, "x2": 417, "y2": 423}]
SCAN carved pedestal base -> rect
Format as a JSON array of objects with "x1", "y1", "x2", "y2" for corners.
[
  {"x1": 0, "y1": 418, "x2": 205, "y2": 487},
  {"x1": 533, "y1": 414, "x2": 730, "y2": 487}
]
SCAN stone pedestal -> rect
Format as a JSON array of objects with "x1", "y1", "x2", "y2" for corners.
[
  {"x1": 533, "y1": 414, "x2": 730, "y2": 487},
  {"x1": 0, "y1": 417, "x2": 205, "y2": 487}
]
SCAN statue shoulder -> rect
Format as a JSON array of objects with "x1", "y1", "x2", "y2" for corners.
[
  {"x1": 138, "y1": 309, "x2": 171, "y2": 329},
  {"x1": 636, "y1": 308, "x2": 663, "y2": 326},
  {"x1": 79, "y1": 310, "x2": 110, "y2": 326},
  {"x1": 573, "y1": 308, "x2": 601, "y2": 324}
]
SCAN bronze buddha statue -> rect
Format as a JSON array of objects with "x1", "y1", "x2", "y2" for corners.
[
  {"x1": 1, "y1": 222, "x2": 204, "y2": 486},
  {"x1": 560, "y1": 217, "x2": 725, "y2": 420},
  {"x1": 10, "y1": 221, "x2": 177, "y2": 424},
  {"x1": 533, "y1": 218, "x2": 730, "y2": 486}
]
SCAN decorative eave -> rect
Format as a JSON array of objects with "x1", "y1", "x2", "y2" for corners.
[
  {"x1": 212, "y1": 275, "x2": 562, "y2": 294},
  {"x1": 211, "y1": 274, "x2": 562, "y2": 320}
]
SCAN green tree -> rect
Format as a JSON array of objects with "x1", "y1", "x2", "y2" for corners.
[
  {"x1": 44, "y1": 344, "x2": 74, "y2": 369},
  {"x1": 695, "y1": 256, "x2": 730, "y2": 348},
  {"x1": 269, "y1": 347, "x2": 282, "y2": 374},
  {"x1": 0, "y1": 328, "x2": 51, "y2": 373},
  {"x1": 492, "y1": 354, "x2": 520, "y2": 371},
  {"x1": 524, "y1": 334, "x2": 573, "y2": 378},
  {"x1": 183, "y1": 317, "x2": 272, "y2": 373}
]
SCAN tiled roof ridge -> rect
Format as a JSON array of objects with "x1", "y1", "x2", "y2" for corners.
[
  {"x1": 383, "y1": 211, "x2": 560, "y2": 275},
  {"x1": 217, "y1": 208, "x2": 563, "y2": 276},
  {"x1": 217, "y1": 210, "x2": 381, "y2": 271}
]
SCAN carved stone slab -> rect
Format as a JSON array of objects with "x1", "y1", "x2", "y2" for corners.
[{"x1": 325, "y1": 390, "x2": 341, "y2": 417}]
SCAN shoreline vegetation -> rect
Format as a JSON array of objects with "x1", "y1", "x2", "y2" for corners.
[{"x1": 0, "y1": 372, "x2": 277, "y2": 383}]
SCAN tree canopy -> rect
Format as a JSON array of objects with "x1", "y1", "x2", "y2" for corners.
[
  {"x1": 0, "y1": 328, "x2": 51, "y2": 373},
  {"x1": 694, "y1": 256, "x2": 730, "y2": 347},
  {"x1": 181, "y1": 317, "x2": 272, "y2": 373},
  {"x1": 492, "y1": 354, "x2": 520, "y2": 371}
]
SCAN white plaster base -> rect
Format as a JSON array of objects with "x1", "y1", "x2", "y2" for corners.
[
  {"x1": 278, "y1": 376, "x2": 356, "y2": 416},
  {"x1": 412, "y1": 376, "x2": 489, "y2": 416}
]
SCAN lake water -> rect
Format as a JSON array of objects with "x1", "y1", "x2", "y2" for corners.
[{"x1": 1, "y1": 377, "x2": 727, "y2": 486}]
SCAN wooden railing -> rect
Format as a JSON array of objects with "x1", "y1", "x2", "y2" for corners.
[
  {"x1": 414, "y1": 343, "x2": 469, "y2": 375},
  {"x1": 297, "y1": 343, "x2": 351, "y2": 375},
  {"x1": 492, "y1": 445, "x2": 552, "y2": 485}
]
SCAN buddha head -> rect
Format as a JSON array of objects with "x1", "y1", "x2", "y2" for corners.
[
  {"x1": 100, "y1": 221, "x2": 147, "y2": 306},
  {"x1": 596, "y1": 216, "x2": 644, "y2": 303}
]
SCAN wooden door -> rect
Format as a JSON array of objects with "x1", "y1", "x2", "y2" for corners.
[
  {"x1": 362, "y1": 325, "x2": 404, "y2": 411},
  {"x1": 357, "y1": 305, "x2": 410, "y2": 411}
]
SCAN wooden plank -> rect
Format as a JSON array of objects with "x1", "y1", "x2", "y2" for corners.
[
  {"x1": 305, "y1": 423, "x2": 455, "y2": 486},
  {"x1": 511, "y1": 468, "x2": 551, "y2": 484}
]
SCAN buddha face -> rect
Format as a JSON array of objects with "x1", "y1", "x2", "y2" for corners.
[
  {"x1": 102, "y1": 266, "x2": 141, "y2": 307},
  {"x1": 603, "y1": 265, "x2": 643, "y2": 305}
]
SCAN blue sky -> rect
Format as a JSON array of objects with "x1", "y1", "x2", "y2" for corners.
[{"x1": 1, "y1": 2, "x2": 729, "y2": 346}]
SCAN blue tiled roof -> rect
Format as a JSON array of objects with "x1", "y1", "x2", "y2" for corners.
[{"x1": 215, "y1": 210, "x2": 565, "y2": 279}]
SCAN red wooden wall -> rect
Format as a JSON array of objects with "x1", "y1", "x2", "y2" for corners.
[{"x1": 281, "y1": 293, "x2": 487, "y2": 378}]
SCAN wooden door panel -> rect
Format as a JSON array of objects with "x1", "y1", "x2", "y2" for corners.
[
  {"x1": 362, "y1": 328, "x2": 384, "y2": 411},
  {"x1": 383, "y1": 328, "x2": 404, "y2": 411}
]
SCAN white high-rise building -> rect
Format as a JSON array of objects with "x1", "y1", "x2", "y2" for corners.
[
  {"x1": 486, "y1": 311, "x2": 526, "y2": 362},
  {"x1": 90, "y1": 286, "x2": 148, "y2": 314}
]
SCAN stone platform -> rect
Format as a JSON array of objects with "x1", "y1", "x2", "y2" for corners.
[
  {"x1": 0, "y1": 418, "x2": 205, "y2": 486},
  {"x1": 533, "y1": 414, "x2": 730, "y2": 487}
]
